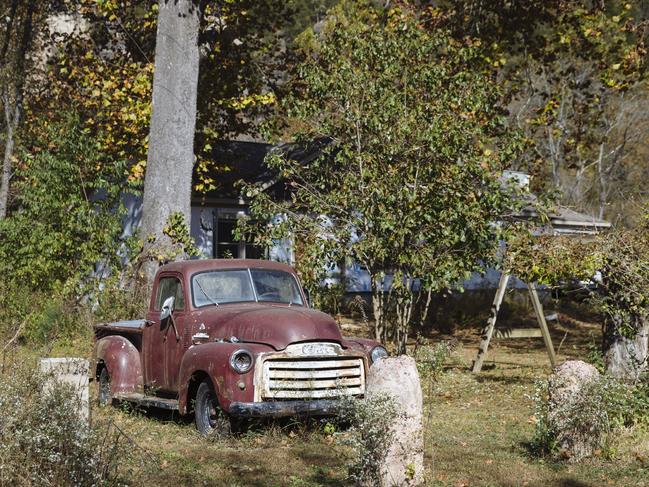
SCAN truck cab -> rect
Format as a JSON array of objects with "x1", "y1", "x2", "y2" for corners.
[{"x1": 92, "y1": 259, "x2": 387, "y2": 434}]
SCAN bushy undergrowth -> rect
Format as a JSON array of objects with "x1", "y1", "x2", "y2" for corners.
[
  {"x1": 0, "y1": 367, "x2": 128, "y2": 486},
  {"x1": 0, "y1": 271, "x2": 149, "y2": 356},
  {"x1": 532, "y1": 375, "x2": 649, "y2": 459},
  {"x1": 0, "y1": 283, "x2": 86, "y2": 353},
  {"x1": 337, "y1": 393, "x2": 400, "y2": 486},
  {"x1": 414, "y1": 339, "x2": 456, "y2": 381}
]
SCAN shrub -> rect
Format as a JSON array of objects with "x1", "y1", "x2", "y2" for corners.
[
  {"x1": 338, "y1": 393, "x2": 400, "y2": 486},
  {"x1": 0, "y1": 112, "x2": 128, "y2": 296},
  {"x1": 0, "y1": 282, "x2": 89, "y2": 353},
  {"x1": 0, "y1": 367, "x2": 127, "y2": 486},
  {"x1": 414, "y1": 339, "x2": 456, "y2": 382},
  {"x1": 531, "y1": 374, "x2": 646, "y2": 459},
  {"x1": 91, "y1": 274, "x2": 150, "y2": 325}
]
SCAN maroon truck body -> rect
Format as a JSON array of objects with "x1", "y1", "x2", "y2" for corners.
[{"x1": 92, "y1": 259, "x2": 385, "y2": 431}]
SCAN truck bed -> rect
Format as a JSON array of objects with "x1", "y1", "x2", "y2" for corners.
[
  {"x1": 94, "y1": 319, "x2": 147, "y2": 334},
  {"x1": 93, "y1": 319, "x2": 147, "y2": 351}
]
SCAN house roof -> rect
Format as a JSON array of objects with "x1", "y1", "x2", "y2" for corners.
[
  {"x1": 192, "y1": 140, "x2": 275, "y2": 202},
  {"x1": 192, "y1": 139, "x2": 329, "y2": 204},
  {"x1": 195, "y1": 141, "x2": 612, "y2": 235},
  {"x1": 500, "y1": 171, "x2": 611, "y2": 235},
  {"x1": 515, "y1": 202, "x2": 611, "y2": 235}
]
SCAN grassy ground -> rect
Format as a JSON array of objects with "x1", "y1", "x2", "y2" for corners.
[
  {"x1": 50, "y1": 301, "x2": 649, "y2": 485},
  {"x1": 426, "y1": 348, "x2": 649, "y2": 487}
]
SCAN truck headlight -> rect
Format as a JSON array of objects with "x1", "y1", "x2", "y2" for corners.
[
  {"x1": 230, "y1": 349, "x2": 253, "y2": 373},
  {"x1": 371, "y1": 346, "x2": 388, "y2": 364}
]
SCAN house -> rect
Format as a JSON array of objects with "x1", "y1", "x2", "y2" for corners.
[{"x1": 122, "y1": 143, "x2": 610, "y2": 293}]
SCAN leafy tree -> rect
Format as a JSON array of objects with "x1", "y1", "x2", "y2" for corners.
[
  {"x1": 595, "y1": 220, "x2": 649, "y2": 380},
  {"x1": 0, "y1": 113, "x2": 126, "y2": 293},
  {"x1": 430, "y1": 1, "x2": 649, "y2": 222},
  {"x1": 506, "y1": 3, "x2": 649, "y2": 221},
  {"x1": 241, "y1": 1, "x2": 524, "y2": 352},
  {"x1": 26, "y1": 0, "x2": 338, "y2": 191},
  {"x1": 506, "y1": 216, "x2": 649, "y2": 381},
  {"x1": 0, "y1": 0, "x2": 40, "y2": 218}
]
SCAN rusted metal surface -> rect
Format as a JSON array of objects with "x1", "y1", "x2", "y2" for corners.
[
  {"x1": 190, "y1": 304, "x2": 343, "y2": 351},
  {"x1": 94, "y1": 319, "x2": 147, "y2": 333},
  {"x1": 177, "y1": 341, "x2": 269, "y2": 414},
  {"x1": 91, "y1": 259, "x2": 383, "y2": 420},
  {"x1": 93, "y1": 335, "x2": 144, "y2": 395}
]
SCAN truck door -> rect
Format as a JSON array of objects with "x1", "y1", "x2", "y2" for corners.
[{"x1": 144, "y1": 274, "x2": 187, "y2": 393}]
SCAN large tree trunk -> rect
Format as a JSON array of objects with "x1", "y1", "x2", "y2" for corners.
[
  {"x1": 140, "y1": 0, "x2": 200, "y2": 284},
  {"x1": 0, "y1": 0, "x2": 34, "y2": 220},
  {"x1": 603, "y1": 316, "x2": 649, "y2": 382}
]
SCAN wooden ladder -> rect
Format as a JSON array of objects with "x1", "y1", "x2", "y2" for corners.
[{"x1": 472, "y1": 273, "x2": 557, "y2": 373}]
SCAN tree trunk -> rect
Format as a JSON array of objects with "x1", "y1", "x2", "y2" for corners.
[
  {"x1": 372, "y1": 275, "x2": 385, "y2": 342},
  {"x1": 140, "y1": 0, "x2": 200, "y2": 284},
  {"x1": 603, "y1": 316, "x2": 649, "y2": 382},
  {"x1": 0, "y1": 0, "x2": 35, "y2": 220},
  {"x1": 0, "y1": 101, "x2": 17, "y2": 219}
]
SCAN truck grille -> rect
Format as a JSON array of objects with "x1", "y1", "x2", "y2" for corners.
[{"x1": 261, "y1": 357, "x2": 365, "y2": 400}]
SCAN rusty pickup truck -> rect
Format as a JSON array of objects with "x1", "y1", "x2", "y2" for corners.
[{"x1": 92, "y1": 259, "x2": 387, "y2": 435}]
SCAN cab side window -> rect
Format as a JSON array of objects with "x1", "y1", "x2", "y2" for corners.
[{"x1": 156, "y1": 277, "x2": 185, "y2": 311}]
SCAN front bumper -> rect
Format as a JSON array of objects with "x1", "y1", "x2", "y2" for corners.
[{"x1": 228, "y1": 399, "x2": 344, "y2": 418}]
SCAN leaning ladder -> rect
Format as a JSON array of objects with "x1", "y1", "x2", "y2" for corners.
[{"x1": 472, "y1": 273, "x2": 557, "y2": 373}]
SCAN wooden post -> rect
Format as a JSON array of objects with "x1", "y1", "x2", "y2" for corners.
[
  {"x1": 527, "y1": 283, "x2": 557, "y2": 368},
  {"x1": 472, "y1": 273, "x2": 510, "y2": 373}
]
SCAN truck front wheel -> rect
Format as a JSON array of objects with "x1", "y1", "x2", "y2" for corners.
[
  {"x1": 195, "y1": 380, "x2": 231, "y2": 437},
  {"x1": 98, "y1": 367, "x2": 112, "y2": 406}
]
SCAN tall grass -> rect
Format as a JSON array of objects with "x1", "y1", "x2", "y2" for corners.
[{"x1": 0, "y1": 365, "x2": 129, "y2": 486}]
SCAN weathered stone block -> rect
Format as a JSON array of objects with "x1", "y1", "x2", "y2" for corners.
[{"x1": 548, "y1": 360, "x2": 601, "y2": 462}]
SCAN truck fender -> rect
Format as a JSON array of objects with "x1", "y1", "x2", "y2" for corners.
[
  {"x1": 94, "y1": 335, "x2": 143, "y2": 396},
  {"x1": 178, "y1": 342, "x2": 254, "y2": 415}
]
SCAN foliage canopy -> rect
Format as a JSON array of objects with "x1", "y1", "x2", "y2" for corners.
[
  {"x1": 241, "y1": 2, "x2": 524, "y2": 349},
  {"x1": 0, "y1": 114, "x2": 126, "y2": 294}
]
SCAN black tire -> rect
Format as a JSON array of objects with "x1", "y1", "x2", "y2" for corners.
[
  {"x1": 195, "y1": 380, "x2": 231, "y2": 437},
  {"x1": 98, "y1": 367, "x2": 112, "y2": 406}
]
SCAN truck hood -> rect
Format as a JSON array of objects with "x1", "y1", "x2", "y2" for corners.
[{"x1": 191, "y1": 303, "x2": 344, "y2": 351}]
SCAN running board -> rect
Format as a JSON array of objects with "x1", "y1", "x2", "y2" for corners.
[{"x1": 114, "y1": 392, "x2": 179, "y2": 411}]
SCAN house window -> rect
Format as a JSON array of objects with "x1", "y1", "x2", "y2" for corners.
[{"x1": 214, "y1": 210, "x2": 263, "y2": 259}]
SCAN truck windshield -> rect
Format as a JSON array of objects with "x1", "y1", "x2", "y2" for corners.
[{"x1": 192, "y1": 269, "x2": 304, "y2": 307}]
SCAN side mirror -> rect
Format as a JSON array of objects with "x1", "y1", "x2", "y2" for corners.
[{"x1": 160, "y1": 296, "x2": 175, "y2": 321}]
